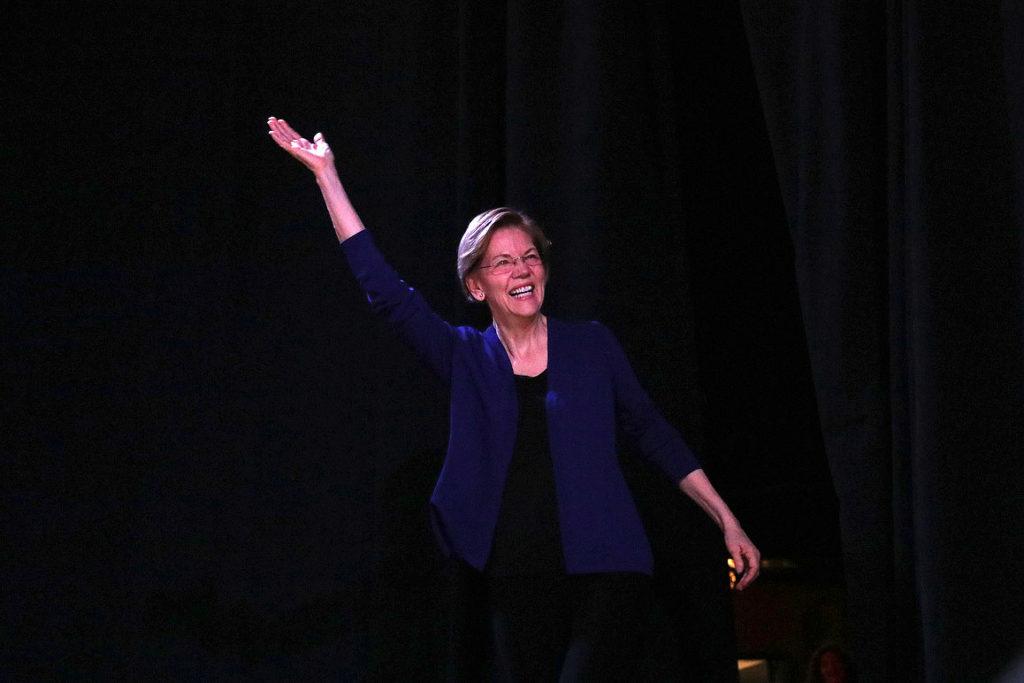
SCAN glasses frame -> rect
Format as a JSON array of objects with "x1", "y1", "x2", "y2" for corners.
[{"x1": 476, "y1": 253, "x2": 544, "y2": 276}]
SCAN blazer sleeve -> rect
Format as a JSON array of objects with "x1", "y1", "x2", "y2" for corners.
[
  {"x1": 594, "y1": 322, "x2": 701, "y2": 483},
  {"x1": 340, "y1": 231, "x2": 455, "y2": 381}
]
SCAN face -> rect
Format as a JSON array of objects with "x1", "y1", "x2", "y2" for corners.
[
  {"x1": 465, "y1": 226, "x2": 546, "y2": 324},
  {"x1": 819, "y1": 651, "x2": 848, "y2": 683}
]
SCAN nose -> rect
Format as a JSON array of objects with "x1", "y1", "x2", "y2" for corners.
[{"x1": 511, "y1": 256, "x2": 531, "y2": 276}]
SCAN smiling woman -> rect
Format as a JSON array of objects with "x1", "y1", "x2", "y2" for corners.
[
  {"x1": 468, "y1": 228, "x2": 545, "y2": 311},
  {"x1": 462, "y1": 222, "x2": 550, "y2": 376},
  {"x1": 267, "y1": 115, "x2": 761, "y2": 681},
  {"x1": 457, "y1": 207, "x2": 551, "y2": 298}
]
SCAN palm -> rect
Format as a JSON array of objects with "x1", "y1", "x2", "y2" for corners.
[{"x1": 267, "y1": 116, "x2": 335, "y2": 175}]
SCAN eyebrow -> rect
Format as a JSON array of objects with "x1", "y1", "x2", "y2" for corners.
[{"x1": 491, "y1": 248, "x2": 539, "y2": 258}]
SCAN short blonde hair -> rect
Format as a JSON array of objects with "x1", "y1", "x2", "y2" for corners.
[{"x1": 457, "y1": 207, "x2": 551, "y2": 301}]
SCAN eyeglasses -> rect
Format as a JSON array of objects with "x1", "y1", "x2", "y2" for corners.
[{"x1": 477, "y1": 253, "x2": 543, "y2": 276}]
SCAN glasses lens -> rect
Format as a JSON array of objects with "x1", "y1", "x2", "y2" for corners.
[{"x1": 484, "y1": 255, "x2": 540, "y2": 275}]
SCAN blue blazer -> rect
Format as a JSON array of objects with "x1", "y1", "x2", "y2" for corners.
[{"x1": 341, "y1": 231, "x2": 700, "y2": 575}]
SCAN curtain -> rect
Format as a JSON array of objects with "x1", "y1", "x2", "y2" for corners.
[{"x1": 741, "y1": 2, "x2": 1024, "y2": 680}]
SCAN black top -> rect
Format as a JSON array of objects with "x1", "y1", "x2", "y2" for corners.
[{"x1": 486, "y1": 371, "x2": 564, "y2": 576}]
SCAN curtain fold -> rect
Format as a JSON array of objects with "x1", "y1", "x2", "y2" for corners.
[{"x1": 742, "y1": 2, "x2": 1024, "y2": 680}]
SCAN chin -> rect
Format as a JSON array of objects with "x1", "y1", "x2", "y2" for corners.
[{"x1": 514, "y1": 300, "x2": 543, "y2": 315}]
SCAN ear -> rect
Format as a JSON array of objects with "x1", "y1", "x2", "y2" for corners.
[{"x1": 465, "y1": 275, "x2": 485, "y2": 301}]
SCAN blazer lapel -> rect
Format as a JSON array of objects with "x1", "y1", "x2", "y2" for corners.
[{"x1": 483, "y1": 324, "x2": 513, "y2": 374}]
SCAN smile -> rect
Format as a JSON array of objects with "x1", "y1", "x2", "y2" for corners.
[{"x1": 509, "y1": 285, "x2": 534, "y2": 298}]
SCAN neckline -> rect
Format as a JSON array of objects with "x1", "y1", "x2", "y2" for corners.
[
  {"x1": 514, "y1": 369, "x2": 548, "y2": 379},
  {"x1": 491, "y1": 315, "x2": 548, "y2": 364},
  {"x1": 483, "y1": 317, "x2": 557, "y2": 380}
]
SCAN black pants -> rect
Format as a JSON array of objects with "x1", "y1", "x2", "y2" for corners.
[{"x1": 447, "y1": 561, "x2": 651, "y2": 682}]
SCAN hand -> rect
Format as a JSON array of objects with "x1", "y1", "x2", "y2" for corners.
[
  {"x1": 724, "y1": 523, "x2": 761, "y2": 590},
  {"x1": 267, "y1": 116, "x2": 336, "y2": 178}
]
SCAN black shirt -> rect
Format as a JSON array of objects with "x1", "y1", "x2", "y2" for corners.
[{"x1": 486, "y1": 371, "x2": 564, "y2": 576}]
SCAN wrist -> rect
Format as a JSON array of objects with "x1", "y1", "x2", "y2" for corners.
[
  {"x1": 719, "y1": 513, "x2": 742, "y2": 533},
  {"x1": 315, "y1": 164, "x2": 341, "y2": 187}
]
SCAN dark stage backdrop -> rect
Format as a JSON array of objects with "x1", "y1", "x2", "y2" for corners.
[
  {"x1": 5, "y1": 1, "x2": 838, "y2": 679},
  {"x1": 742, "y1": 2, "x2": 1024, "y2": 681}
]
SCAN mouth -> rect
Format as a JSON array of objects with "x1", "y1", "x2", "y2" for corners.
[{"x1": 508, "y1": 284, "x2": 535, "y2": 299}]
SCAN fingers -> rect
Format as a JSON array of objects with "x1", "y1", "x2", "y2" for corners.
[
  {"x1": 268, "y1": 116, "x2": 302, "y2": 146},
  {"x1": 313, "y1": 132, "x2": 332, "y2": 155},
  {"x1": 267, "y1": 116, "x2": 290, "y2": 141},
  {"x1": 733, "y1": 545, "x2": 761, "y2": 590},
  {"x1": 267, "y1": 117, "x2": 327, "y2": 150},
  {"x1": 268, "y1": 127, "x2": 292, "y2": 151},
  {"x1": 267, "y1": 116, "x2": 287, "y2": 138},
  {"x1": 269, "y1": 130, "x2": 299, "y2": 156},
  {"x1": 267, "y1": 117, "x2": 291, "y2": 148},
  {"x1": 276, "y1": 117, "x2": 303, "y2": 142},
  {"x1": 267, "y1": 117, "x2": 313, "y2": 158},
  {"x1": 266, "y1": 117, "x2": 333, "y2": 174},
  {"x1": 730, "y1": 547, "x2": 745, "y2": 577}
]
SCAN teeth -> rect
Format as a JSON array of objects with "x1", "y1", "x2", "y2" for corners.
[{"x1": 509, "y1": 285, "x2": 534, "y2": 297}]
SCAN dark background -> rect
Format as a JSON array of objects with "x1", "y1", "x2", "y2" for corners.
[{"x1": 7, "y1": 1, "x2": 1021, "y2": 681}]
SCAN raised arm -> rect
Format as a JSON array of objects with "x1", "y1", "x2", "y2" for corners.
[
  {"x1": 267, "y1": 116, "x2": 455, "y2": 380},
  {"x1": 267, "y1": 116, "x2": 364, "y2": 243}
]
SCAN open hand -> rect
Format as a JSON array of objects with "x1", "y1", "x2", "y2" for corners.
[{"x1": 267, "y1": 116, "x2": 335, "y2": 177}]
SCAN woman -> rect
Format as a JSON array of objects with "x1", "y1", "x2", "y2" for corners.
[{"x1": 267, "y1": 116, "x2": 761, "y2": 680}]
